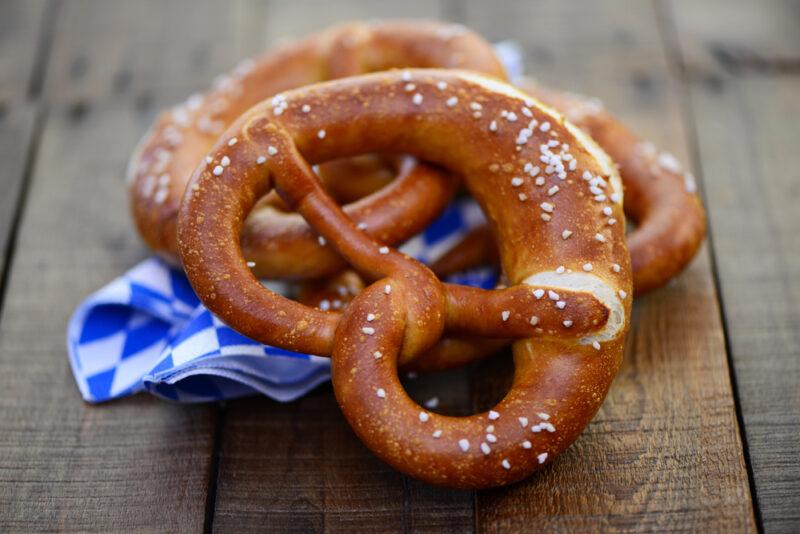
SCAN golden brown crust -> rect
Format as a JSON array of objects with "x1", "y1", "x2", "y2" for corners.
[
  {"x1": 177, "y1": 70, "x2": 632, "y2": 488},
  {"x1": 431, "y1": 80, "x2": 706, "y2": 294},
  {"x1": 128, "y1": 20, "x2": 506, "y2": 271}
]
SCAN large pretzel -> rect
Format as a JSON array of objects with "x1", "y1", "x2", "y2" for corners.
[
  {"x1": 127, "y1": 20, "x2": 505, "y2": 279},
  {"x1": 178, "y1": 70, "x2": 631, "y2": 488}
]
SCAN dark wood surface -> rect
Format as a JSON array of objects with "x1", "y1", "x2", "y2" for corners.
[
  {"x1": 670, "y1": 2, "x2": 800, "y2": 531},
  {"x1": 0, "y1": 1, "x2": 796, "y2": 532}
]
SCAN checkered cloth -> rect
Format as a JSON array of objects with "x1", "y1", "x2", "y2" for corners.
[{"x1": 67, "y1": 200, "x2": 497, "y2": 403}]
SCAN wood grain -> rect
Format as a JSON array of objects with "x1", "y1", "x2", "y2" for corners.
[
  {"x1": 0, "y1": 0, "x2": 46, "y2": 285},
  {"x1": 668, "y1": 0, "x2": 800, "y2": 75},
  {"x1": 0, "y1": 0, "x2": 47, "y2": 99},
  {"x1": 0, "y1": 99, "x2": 218, "y2": 533},
  {"x1": 670, "y1": 2, "x2": 800, "y2": 529},
  {"x1": 212, "y1": 375, "x2": 475, "y2": 533},
  {"x1": 42, "y1": 0, "x2": 240, "y2": 103},
  {"x1": 460, "y1": 1, "x2": 756, "y2": 531},
  {"x1": 240, "y1": 0, "x2": 446, "y2": 50},
  {"x1": 0, "y1": 1, "x2": 235, "y2": 531},
  {"x1": 0, "y1": 103, "x2": 38, "y2": 287},
  {"x1": 688, "y1": 73, "x2": 800, "y2": 534}
]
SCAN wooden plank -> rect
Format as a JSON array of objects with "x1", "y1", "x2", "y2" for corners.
[
  {"x1": 41, "y1": 0, "x2": 447, "y2": 103},
  {"x1": 687, "y1": 73, "x2": 800, "y2": 534},
  {"x1": 0, "y1": 0, "x2": 47, "y2": 99},
  {"x1": 42, "y1": 0, "x2": 242, "y2": 103},
  {"x1": 668, "y1": 0, "x2": 800, "y2": 75},
  {"x1": 240, "y1": 0, "x2": 446, "y2": 49},
  {"x1": 209, "y1": 2, "x2": 477, "y2": 531},
  {"x1": 0, "y1": 0, "x2": 248, "y2": 530},
  {"x1": 213, "y1": 374, "x2": 474, "y2": 533},
  {"x1": 0, "y1": 1, "x2": 47, "y2": 273},
  {"x1": 0, "y1": 98, "x2": 218, "y2": 532},
  {"x1": 670, "y1": 3, "x2": 800, "y2": 529},
  {"x1": 459, "y1": 1, "x2": 756, "y2": 530},
  {"x1": 0, "y1": 103, "x2": 38, "y2": 285}
]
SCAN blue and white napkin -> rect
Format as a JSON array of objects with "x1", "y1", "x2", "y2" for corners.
[{"x1": 67, "y1": 200, "x2": 497, "y2": 403}]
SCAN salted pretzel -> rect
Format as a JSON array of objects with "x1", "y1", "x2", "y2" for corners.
[
  {"x1": 178, "y1": 70, "x2": 631, "y2": 488},
  {"x1": 431, "y1": 79, "x2": 706, "y2": 294},
  {"x1": 127, "y1": 20, "x2": 505, "y2": 279}
]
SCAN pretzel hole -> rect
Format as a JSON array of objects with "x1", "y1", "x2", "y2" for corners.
[{"x1": 402, "y1": 362, "x2": 495, "y2": 417}]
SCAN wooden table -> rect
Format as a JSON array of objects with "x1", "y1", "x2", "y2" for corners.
[{"x1": 0, "y1": 1, "x2": 797, "y2": 532}]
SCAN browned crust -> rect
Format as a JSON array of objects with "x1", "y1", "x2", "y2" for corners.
[{"x1": 431, "y1": 80, "x2": 706, "y2": 294}]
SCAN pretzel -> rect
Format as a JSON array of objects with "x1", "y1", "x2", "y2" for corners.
[
  {"x1": 127, "y1": 20, "x2": 505, "y2": 279},
  {"x1": 178, "y1": 70, "x2": 631, "y2": 488},
  {"x1": 431, "y1": 79, "x2": 706, "y2": 294}
]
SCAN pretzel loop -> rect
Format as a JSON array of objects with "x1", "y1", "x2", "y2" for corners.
[{"x1": 258, "y1": 124, "x2": 448, "y2": 361}]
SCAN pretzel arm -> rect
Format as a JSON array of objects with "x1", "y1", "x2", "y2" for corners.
[
  {"x1": 243, "y1": 156, "x2": 458, "y2": 279},
  {"x1": 443, "y1": 284, "x2": 608, "y2": 338}
]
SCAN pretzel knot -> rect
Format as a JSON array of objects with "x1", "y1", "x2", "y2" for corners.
[{"x1": 178, "y1": 70, "x2": 632, "y2": 488}]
